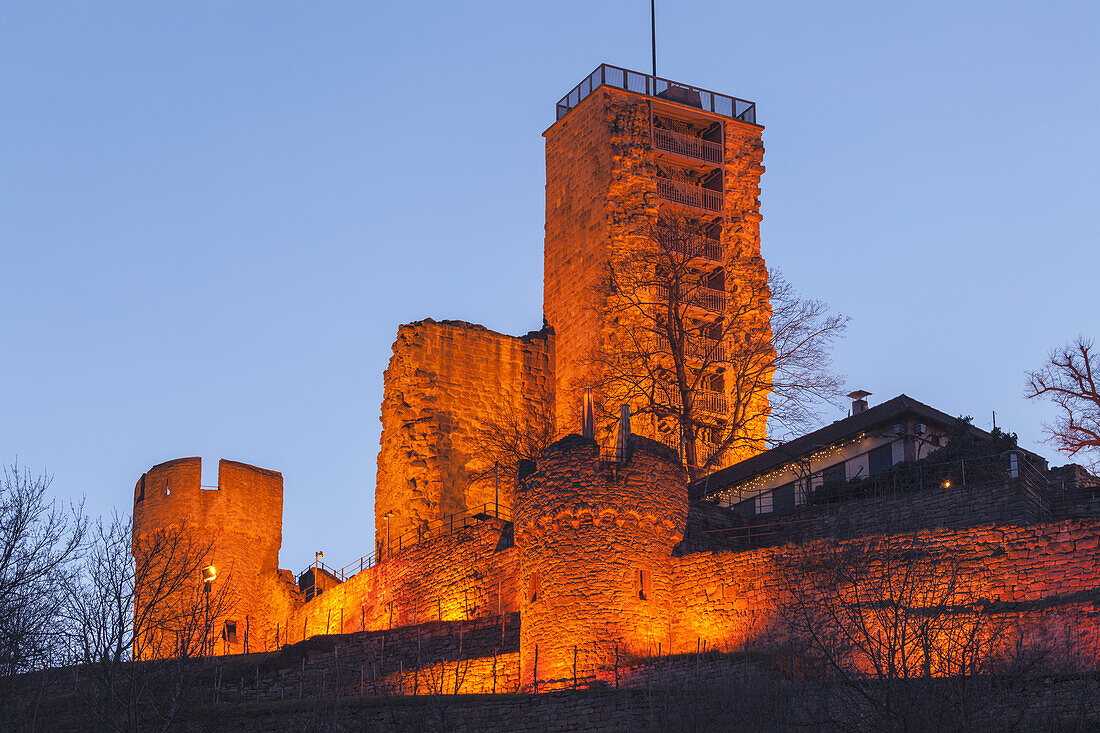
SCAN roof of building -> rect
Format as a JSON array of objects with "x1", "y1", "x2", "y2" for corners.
[{"x1": 691, "y1": 394, "x2": 989, "y2": 499}]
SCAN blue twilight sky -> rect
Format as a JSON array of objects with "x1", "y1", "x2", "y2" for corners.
[{"x1": 2, "y1": 2, "x2": 1098, "y2": 573}]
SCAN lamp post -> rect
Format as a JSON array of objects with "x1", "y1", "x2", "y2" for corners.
[
  {"x1": 201, "y1": 565, "x2": 216, "y2": 657},
  {"x1": 385, "y1": 512, "x2": 393, "y2": 558},
  {"x1": 314, "y1": 551, "x2": 324, "y2": 600}
]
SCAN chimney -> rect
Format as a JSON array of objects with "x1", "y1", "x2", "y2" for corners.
[{"x1": 847, "y1": 390, "x2": 872, "y2": 415}]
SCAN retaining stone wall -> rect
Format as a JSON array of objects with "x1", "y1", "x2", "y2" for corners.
[{"x1": 286, "y1": 518, "x2": 519, "y2": 644}]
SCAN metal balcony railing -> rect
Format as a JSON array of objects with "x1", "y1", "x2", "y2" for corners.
[
  {"x1": 658, "y1": 334, "x2": 729, "y2": 363},
  {"x1": 669, "y1": 389, "x2": 729, "y2": 415},
  {"x1": 652, "y1": 127, "x2": 723, "y2": 165},
  {"x1": 655, "y1": 284, "x2": 727, "y2": 314},
  {"x1": 556, "y1": 64, "x2": 757, "y2": 124},
  {"x1": 656, "y1": 178, "x2": 723, "y2": 213},
  {"x1": 658, "y1": 431, "x2": 728, "y2": 469},
  {"x1": 657, "y1": 227, "x2": 724, "y2": 264}
]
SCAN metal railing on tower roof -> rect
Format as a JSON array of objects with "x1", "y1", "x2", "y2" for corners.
[{"x1": 556, "y1": 64, "x2": 757, "y2": 124}]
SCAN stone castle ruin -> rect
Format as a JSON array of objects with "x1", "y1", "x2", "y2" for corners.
[{"x1": 130, "y1": 65, "x2": 1100, "y2": 693}]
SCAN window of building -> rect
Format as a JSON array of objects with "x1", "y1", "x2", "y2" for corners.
[
  {"x1": 223, "y1": 621, "x2": 238, "y2": 644},
  {"x1": 733, "y1": 495, "x2": 755, "y2": 516},
  {"x1": 772, "y1": 483, "x2": 796, "y2": 513},
  {"x1": 869, "y1": 443, "x2": 894, "y2": 475},
  {"x1": 821, "y1": 462, "x2": 846, "y2": 489},
  {"x1": 529, "y1": 572, "x2": 541, "y2": 603},
  {"x1": 636, "y1": 569, "x2": 652, "y2": 600}
]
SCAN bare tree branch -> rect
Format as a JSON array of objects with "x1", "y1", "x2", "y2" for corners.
[
  {"x1": 1026, "y1": 337, "x2": 1100, "y2": 469},
  {"x1": 63, "y1": 515, "x2": 236, "y2": 732},
  {"x1": 581, "y1": 215, "x2": 847, "y2": 479},
  {"x1": 0, "y1": 463, "x2": 84, "y2": 681}
]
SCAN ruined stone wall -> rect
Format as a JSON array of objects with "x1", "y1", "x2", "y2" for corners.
[
  {"x1": 286, "y1": 518, "x2": 519, "y2": 645},
  {"x1": 375, "y1": 320, "x2": 554, "y2": 543},
  {"x1": 514, "y1": 435, "x2": 688, "y2": 689},
  {"x1": 133, "y1": 457, "x2": 296, "y2": 656}
]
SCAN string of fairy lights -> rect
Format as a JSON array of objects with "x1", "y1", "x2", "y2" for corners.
[{"x1": 706, "y1": 432, "x2": 873, "y2": 507}]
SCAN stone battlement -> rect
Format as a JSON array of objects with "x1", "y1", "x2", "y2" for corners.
[
  {"x1": 515, "y1": 434, "x2": 688, "y2": 536},
  {"x1": 133, "y1": 457, "x2": 283, "y2": 547}
]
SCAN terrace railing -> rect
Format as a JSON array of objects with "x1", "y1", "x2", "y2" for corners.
[
  {"x1": 652, "y1": 127, "x2": 723, "y2": 165},
  {"x1": 655, "y1": 283, "x2": 727, "y2": 314},
  {"x1": 655, "y1": 178, "x2": 723, "y2": 213},
  {"x1": 657, "y1": 334, "x2": 729, "y2": 363},
  {"x1": 657, "y1": 227, "x2": 724, "y2": 264},
  {"x1": 556, "y1": 64, "x2": 757, "y2": 124},
  {"x1": 668, "y1": 389, "x2": 729, "y2": 415}
]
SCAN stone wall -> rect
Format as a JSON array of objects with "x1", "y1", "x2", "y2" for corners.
[
  {"x1": 286, "y1": 517, "x2": 519, "y2": 644},
  {"x1": 133, "y1": 457, "x2": 295, "y2": 656},
  {"x1": 515, "y1": 435, "x2": 689, "y2": 689},
  {"x1": 543, "y1": 89, "x2": 618, "y2": 439},
  {"x1": 543, "y1": 86, "x2": 771, "y2": 465},
  {"x1": 670, "y1": 519, "x2": 1100, "y2": 661},
  {"x1": 375, "y1": 320, "x2": 554, "y2": 542},
  {"x1": 217, "y1": 615, "x2": 521, "y2": 703},
  {"x1": 718, "y1": 116, "x2": 772, "y2": 465}
]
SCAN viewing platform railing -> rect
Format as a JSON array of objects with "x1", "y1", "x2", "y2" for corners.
[
  {"x1": 669, "y1": 389, "x2": 729, "y2": 415},
  {"x1": 655, "y1": 283, "x2": 727, "y2": 314},
  {"x1": 657, "y1": 227, "x2": 724, "y2": 264},
  {"x1": 652, "y1": 127, "x2": 723, "y2": 165},
  {"x1": 656, "y1": 178, "x2": 723, "y2": 213},
  {"x1": 556, "y1": 64, "x2": 757, "y2": 124},
  {"x1": 657, "y1": 334, "x2": 729, "y2": 363}
]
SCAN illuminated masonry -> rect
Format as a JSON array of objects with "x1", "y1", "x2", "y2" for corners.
[{"x1": 133, "y1": 66, "x2": 1100, "y2": 684}]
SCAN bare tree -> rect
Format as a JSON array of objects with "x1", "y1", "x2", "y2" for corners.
[
  {"x1": 465, "y1": 385, "x2": 556, "y2": 505},
  {"x1": 0, "y1": 463, "x2": 84, "y2": 712},
  {"x1": 1026, "y1": 336, "x2": 1100, "y2": 469},
  {"x1": 64, "y1": 514, "x2": 236, "y2": 732},
  {"x1": 585, "y1": 215, "x2": 847, "y2": 478},
  {"x1": 775, "y1": 534, "x2": 1028, "y2": 731}
]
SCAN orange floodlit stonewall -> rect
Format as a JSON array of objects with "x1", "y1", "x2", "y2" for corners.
[{"x1": 131, "y1": 65, "x2": 1100, "y2": 685}]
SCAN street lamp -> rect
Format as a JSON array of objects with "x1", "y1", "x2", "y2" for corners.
[
  {"x1": 384, "y1": 512, "x2": 393, "y2": 558},
  {"x1": 201, "y1": 565, "x2": 216, "y2": 656}
]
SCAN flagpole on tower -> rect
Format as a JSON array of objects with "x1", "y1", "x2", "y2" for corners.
[{"x1": 651, "y1": 0, "x2": 657, "y2": 77}]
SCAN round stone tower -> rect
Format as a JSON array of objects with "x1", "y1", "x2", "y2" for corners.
[
  {"x1": 514, "y1": 434, "x2": 688, "y2": 689},
  {"x1": 132, "y1": 457, "x2": 286, "y2": 658}
]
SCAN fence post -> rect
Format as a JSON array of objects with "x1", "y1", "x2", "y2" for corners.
[
  {"x1": 573, "y1": 645, "x2": 578, "y2": 690},
  {"x1": 533, "y1": 644, "x2": 539, "y2": 694}
]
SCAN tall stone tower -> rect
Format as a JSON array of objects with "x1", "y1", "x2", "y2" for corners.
[
  {"x1": 132, "y1": 457, "x2": 293, "y2": 658},
  {"x1": 514, "y1": 433, "x2": 688, "y2": 688},
  {"x1": 543, "y1": 65, "x2": 770, "y2": 467}
]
